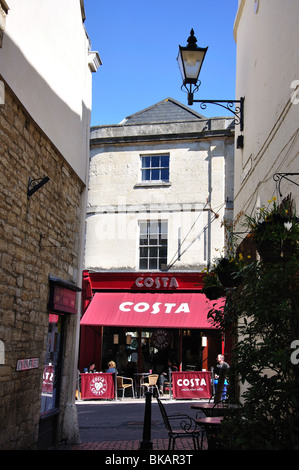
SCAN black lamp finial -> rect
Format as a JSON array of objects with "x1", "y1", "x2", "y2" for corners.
[{"x1": 187, "y1": 29, "x2": 197, "y2": 48}]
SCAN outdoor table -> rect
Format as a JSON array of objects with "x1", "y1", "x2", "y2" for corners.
[
  {"x1": 191, "y1": 402, "x2": 239, "y2": 417},
  {"x1": 196, "y1": 416, "x2": 223, "y2": 450},
  {"x1": 80, "y1": 373, "x2": 115, "y2": 399}
]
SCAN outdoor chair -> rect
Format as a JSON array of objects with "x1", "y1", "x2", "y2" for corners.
[
  {"x1": 163, "y1": 369, "x2": 173, "y2": 396},
  {"x1": 156, "y1": 397, "x2": 202, "y2": 450},
  {"x1": 117, "y1": 376, "x2": 135, "y2": 399},
  {"x1": 140, "y1": 374, "x2": 159, "y2": 397}
]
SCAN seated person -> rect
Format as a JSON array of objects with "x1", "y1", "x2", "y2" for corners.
[
  {"x1": 159, "y1": 360, "x2": 178, "y2": 394},
  {"x1": 106, "y1": 360, "x2": 117, "y2": 373},
  {"x1": 83, "y1": 361, "x2": 96, "y2": 373}
]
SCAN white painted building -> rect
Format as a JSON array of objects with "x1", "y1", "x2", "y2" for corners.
[
  {"x1": 234, "y1": 0, "x2": 299, "y2": 227},
  {"x1": 233, "y1": 0, "x2": 299, "y2": 404},
  {"x1": 85, "y1": 98, "x2": 235, "y2": 273},
  {"x1": 80, "y1": 98, "x2": 234, "y2": 376}
]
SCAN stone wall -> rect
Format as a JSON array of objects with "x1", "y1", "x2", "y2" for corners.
[{"x1": 0, "y1": 79, "x2": 84, "y2": 449}]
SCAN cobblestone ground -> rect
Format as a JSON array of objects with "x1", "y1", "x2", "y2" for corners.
[
  {"x1": 55, "y1": 437, "x2": 205, "y2": 450},
  {"x1": 53, "y1": 399, "x2": 208, "y2": 451}
]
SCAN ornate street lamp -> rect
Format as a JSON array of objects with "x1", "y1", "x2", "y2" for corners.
[{"x1": 177, "y1": 29, "x2": 244, "y2": 131}]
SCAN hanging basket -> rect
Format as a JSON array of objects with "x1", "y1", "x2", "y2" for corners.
[
  {"x1": 214, "y1": 258, "x2": 242, "y2": 287},
  {"x1": 202, "y1": 286, "x2": 224, "y2": 300}
]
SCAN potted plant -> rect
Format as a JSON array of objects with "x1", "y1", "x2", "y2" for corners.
[
  {"x1": 213, "y1": 256, "x2": 243, "y2": 288},
  {"x1": 245, "y1": 196, "x2": 298, "y2": 262}
]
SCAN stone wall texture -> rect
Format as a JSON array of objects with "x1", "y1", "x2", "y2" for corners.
[{"x1": 0, "y1": 80, "x2": 84, "y2": 449}]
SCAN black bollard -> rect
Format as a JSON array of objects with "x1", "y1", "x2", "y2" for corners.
[{"x1": 139, "y1": 391, "x2": 153, "y2": 450}]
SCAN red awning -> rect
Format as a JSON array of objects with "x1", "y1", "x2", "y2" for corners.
[{"x1": 80, "y1": 292, "x2": 225, "y2": 329}]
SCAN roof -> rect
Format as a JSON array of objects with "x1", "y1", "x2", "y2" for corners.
[{"x1": 120, "y1": 97, "x2": 206, "y2": 125}]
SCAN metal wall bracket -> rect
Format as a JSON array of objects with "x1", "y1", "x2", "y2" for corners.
[
  {"x1": 192, "y1": 97, "x2": 245, "y2": 131},
  {"x1": 273, "y1": 173, "x2": 299, "y2": 197},
  {"x1": 27, "y1": 176, "x2": 50, "y2": 198}
]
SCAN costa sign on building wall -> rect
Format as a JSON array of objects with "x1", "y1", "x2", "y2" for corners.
[
  {"x1": 135, "y1": 276, "x2": 179, "y2": 289},
  {"x1": 83, "y1": 271, "x2": 204, "y2": 294}
]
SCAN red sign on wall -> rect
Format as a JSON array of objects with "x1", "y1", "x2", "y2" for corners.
[
  {"x1": 84, "y1": 271, "x2": 204, "y2": 292},
  {"x1": 48, "y1": 284, "x2": 77, "y2": 314}
]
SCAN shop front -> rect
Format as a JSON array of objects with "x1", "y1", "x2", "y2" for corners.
[
  {"x1": 38, "y1": 276, "x2": 80, "y2": 449},
  {"x1": 79, "y1": 271, "x2": 226, "y2": 393}
]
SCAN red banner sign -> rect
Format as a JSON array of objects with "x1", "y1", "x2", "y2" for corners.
[
  {"x1": 80, "y1": 373, "x2": 115, "y2": 399},
  {"x1": 85, "y1": 271, "x2": 204, "y2": 292},
  {"x1": 172, "y1": 371, "x2": 212, "y2": 399}
]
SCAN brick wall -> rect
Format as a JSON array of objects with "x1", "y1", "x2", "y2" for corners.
[{"x1": 0, "y1": 79, "x2": 85, "y2": 449}]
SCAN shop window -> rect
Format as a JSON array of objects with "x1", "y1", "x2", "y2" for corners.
[
  {"x1": 139, "y1": 220, "x2": 168, "y2": 270},
  {"x1": 40, "y1": 314, "x2": 64, "y2": 414}
]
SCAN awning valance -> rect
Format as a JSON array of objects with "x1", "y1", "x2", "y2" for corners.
[{"x1": 80, "y1": 292, "x2": 225, "y2": 329}]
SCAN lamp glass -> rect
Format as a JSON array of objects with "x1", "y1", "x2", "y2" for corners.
[{"x1": 178, "y1": 45, "x2": 207, "y2": 84}]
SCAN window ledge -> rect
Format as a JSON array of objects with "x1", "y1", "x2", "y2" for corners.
[{"x1": 134, "y1": 182, "x2": 171, "y2": 189}]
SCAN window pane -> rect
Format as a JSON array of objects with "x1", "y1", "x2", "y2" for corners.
[
  {"x1": 159, "y1": 246, "x2": 167, "y2": 258},
  {"x1": 161, "y1": 155, "x2": 169, "y2": 167},
  {"x1": 140, "y1": 222, "x2": 147, "y2": 235},
  {"x1": 142, "y1": 156, "x2": 151, "y2": 168},
  {"x1": 161, "y1": 168, "x2": 169, "y2": 181},
  {"x1": 151, "y1": 169, "x2": 159, "y2": 180},
  {"x1": 139, "y1": 258, "x2": 148, "y2": 269},
  {"x1": 149, "y1": 247, "x2": 158, "y2": 258},
  {"x1": 151, "y1": 156, "x2": 160, "y2": 168},
  {"x1": 142, "y1": 169, "x2": 151, "y2": 181},
  {"x1": 149, "y1": 221, "x2": 159, "y2": 234},
  {"x1": 159, "y1": 258, "x2": 167, "y2": 270},
  {"x1": 149, "y1": 258, "x2": 158, "y2": 269},
  {"x1": 140, "y1": 247, "x2": 148, "y2": 257},
  {"x1": 149, "y1": 236, "x2": 158, "y2": 245}
]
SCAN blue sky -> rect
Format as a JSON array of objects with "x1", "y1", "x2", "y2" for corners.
[{"x1": 84, "y1": 0, "x2": 238, "y2": 126}]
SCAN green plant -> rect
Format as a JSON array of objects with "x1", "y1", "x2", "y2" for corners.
[
  {"x1": 245, "y1": 196, "x2": 299, "y2": 247},
  {"x1": 207, "y1": 199, "x2": 299, "y2": 450},
  {"x1": 213, "y1": 256, "x2": 243, "y2": 287},
  {"x1": 200, "y1": 269, "x2": 225, "y2": 300}
]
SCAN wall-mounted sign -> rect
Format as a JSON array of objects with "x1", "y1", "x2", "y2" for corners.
[
  {"x1": 135, "y1": 276, "x2": 179, "y2": 289},
  {"x1": 83, "y1": 271, "x2": 205, "y2": 293},
  {"x1": 48, "y1": 284, "x2": 77, "y2": 314},
  {"x1": 16, "y1": 357, "x2": 39, "y2": 371}
]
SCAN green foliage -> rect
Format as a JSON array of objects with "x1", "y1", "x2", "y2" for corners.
[
  {"x1": 208, "y1": 201, "x2": 299, "y2": 450},
  {"x1": 245, "y1": 196, "x2": 299, "y2": 246}
]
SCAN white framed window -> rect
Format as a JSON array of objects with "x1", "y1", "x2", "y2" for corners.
[
  {"x1": 139, "y1": 220, "x2": 168, "y2": 270},
  {"x1": 141, "y1": 154, "x2": 169, "y2": 183}
]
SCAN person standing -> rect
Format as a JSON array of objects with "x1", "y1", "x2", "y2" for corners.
[{"x1": 213, "y1": 354, "x2": 229, "y2": 402}]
